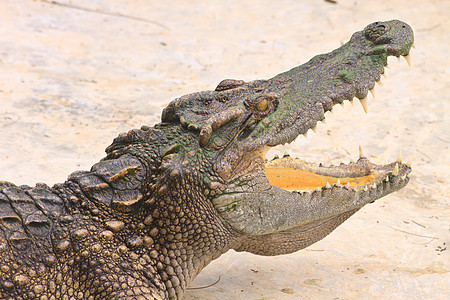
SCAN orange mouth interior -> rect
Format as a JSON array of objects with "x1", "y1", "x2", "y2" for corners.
[{"x1": 266, "y1": 167, "x2": 376, "y2": 190}]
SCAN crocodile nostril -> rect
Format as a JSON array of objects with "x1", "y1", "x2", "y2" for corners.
[{"x1": 364, "y1": 22, "x2": 390, "y2": 42}]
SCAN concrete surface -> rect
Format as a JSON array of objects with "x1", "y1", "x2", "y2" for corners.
[{"x1": 0, "y1": 0, "x2": 448, "y2": 299}]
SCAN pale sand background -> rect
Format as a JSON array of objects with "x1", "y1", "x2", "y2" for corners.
[{"x1": 0, "y1": 0, "x2": 448, "y2": 299}]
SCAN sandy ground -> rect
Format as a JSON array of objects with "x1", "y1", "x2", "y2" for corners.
[{"x1": 0, "y1": 0, "x2": 448, "y2": 299}]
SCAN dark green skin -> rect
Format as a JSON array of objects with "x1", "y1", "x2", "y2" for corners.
[{"x1": 0, "y1": 20, "x2": 413, "y2": 299}]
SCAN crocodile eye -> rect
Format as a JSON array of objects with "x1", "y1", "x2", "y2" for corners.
[{"x1": 256, "y1": 98, "x2": 268, "y2": 111}]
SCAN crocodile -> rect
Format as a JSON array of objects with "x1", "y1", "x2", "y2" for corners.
[{"x1": 0, "y1": 20, "x2": 413, "y2": 299}]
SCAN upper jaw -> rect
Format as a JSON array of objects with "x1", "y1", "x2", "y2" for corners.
[{"x1": 243, "y1": 20, "x2": 414, "y2": 150}]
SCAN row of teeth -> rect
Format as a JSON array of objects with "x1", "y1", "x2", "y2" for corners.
[
  {"x1": 342, "y1": 54, "x2": 412, "y2": 114},
  {"x1": 265, "y1": 53, "x2": 412, "y2": 163},
  {"x1": 292, "y1": 166, "x2": 411, "y2": 195},
  {"x1": 291, "y1": 151, "x2": 411, "y2": 194}
]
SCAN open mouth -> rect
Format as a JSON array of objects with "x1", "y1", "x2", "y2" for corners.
[
  {"x1": 259, "y1": 55, "x2": 413, "y2": 196},
  {"x1": 260, "y1": 93, "x2": 412, "y2": 195},
  {"x1": 260, "y1": 87, "x2": 412, "y2": 196},
  {"x1": 258, "y1": 50, "x2": 414, "y2": 197}
]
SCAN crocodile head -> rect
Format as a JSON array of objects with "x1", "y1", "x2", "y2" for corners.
[{"x1": 161, "y1": 20, "x2": 413, "y2": 254}]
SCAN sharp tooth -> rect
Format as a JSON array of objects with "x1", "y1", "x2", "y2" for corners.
[
  {"x1": 376, "y1": 80, "x2": 383, "y2": 87},
  {"x1": 364, "y1": 186, "x2": 368, "y2": 191},
  {"x1": 303, "y1": 131, "x2": 308, "y2": 138},
  {"x1": 369, "y1": 88, "x2": 375, "y2": 99},
  {"x1": 385, "y1": 64, "x2": 390, "y2": 69},
  {"x1": 406, "y1": 157, "x2": 412, "y2": 168},
  {"x1": 381, "y1": 72, "x2": 387, "y2": 79},
  {"x1": 402, "y1": 54, "x2": 411, "y2": 67},
  {"x1": 325, "y1": 182, "x2": 331, "y2": 189},
  {"x1": 396, "y1": 151, "x2": 402, "y2": 163},
  {"x1": 359, "y1": 97, "x2": 368, "y2": 113},
  {"x1": 359, "y1": 145, "x2": 364, "y2": 159},
  {"x1": 386, "y1": 175, "x2": 390, "y2": 182},
  {"x1": 346, "y1": 182, "x2": 350, "y2": 188},
  {"x1": 397, "y1": 56, "x2": 401, "y2": 62},
  {"x1": 311, "y1": 126, "x2": 317, "y2": 133},
  {"x1": 401, "y1": 174, "x2": 407, "y2": 180},
  {"x1": 392, "y1": 163, "x2": 399, "y2": 176},
  {"x1": 372, "y1": 183, "x2": 377, "y2": 189},
  {"x1": 321, "y1": 118, "x2": 327, "y2": 124},
  {"x1": 336, "y1": 179, "x2": 341, "y2": 186}
]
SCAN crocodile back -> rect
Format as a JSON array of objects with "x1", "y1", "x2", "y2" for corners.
[{"x1": 0, "y1": 181, "x2": 65, "y2": 297}]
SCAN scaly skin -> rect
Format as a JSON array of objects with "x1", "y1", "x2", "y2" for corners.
[{"x1": 0, "y1": 20, "x2": 413, "y2": 299}]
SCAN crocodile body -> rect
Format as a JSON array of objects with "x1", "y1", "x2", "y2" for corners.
[{"x1": 0, "y1": 20, "x2": 413, "y2": 299}]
